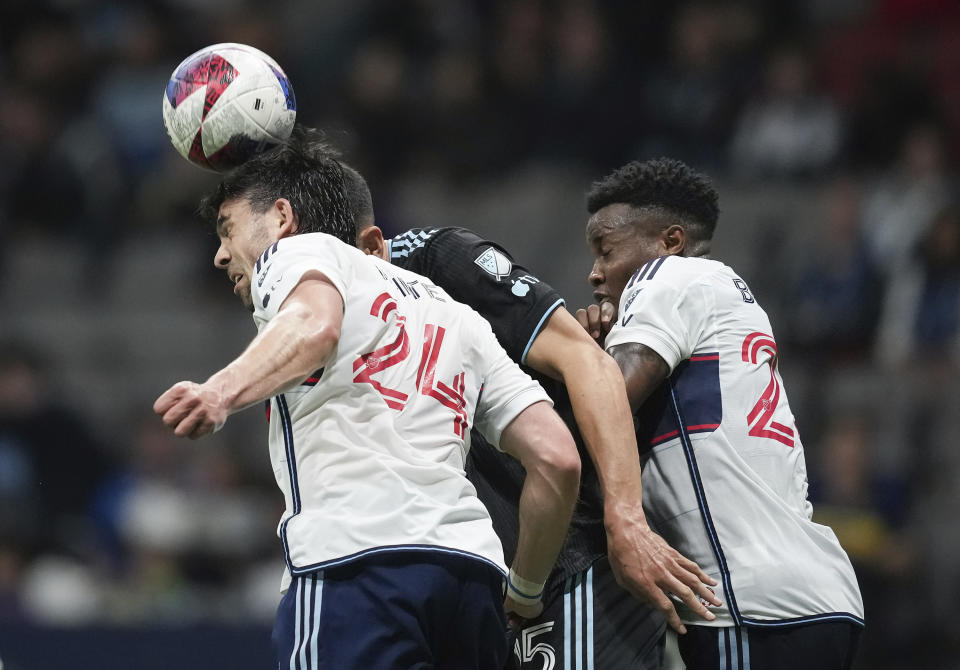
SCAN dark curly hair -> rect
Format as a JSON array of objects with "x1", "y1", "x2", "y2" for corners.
[
  {"x1": 198, "y1": 125, "x2": 354, "y2": 245},
  {"x1": 586, "y1": 158, "x2": 719, "y2": 242}
]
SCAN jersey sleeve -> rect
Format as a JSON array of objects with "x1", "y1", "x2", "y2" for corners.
[
  {"x1": 471, "y1": 316, "x2": 552, "y2": 450},
  {"x1": 603, "y1": 258, "x2": 712, "y2": 372},
  {"x1": 391, "y1": 227, "x2": 564, "y2": 364},
  {"x1": 251, "y1": 233, "x2": 350, "y2": 324}
]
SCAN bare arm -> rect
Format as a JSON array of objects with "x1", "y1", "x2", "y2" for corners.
[
  {"x1": 605, "y1": 341, "x2": 723, "y2": 631},
  {"x1": 531, "y1": 308, "x2": 720, "y2": 633},
  {"x1": 498, "y1": 400, "x2": 581, "y2": 619},
  {"x1": 154, "y1": 271, "x2": 343, "y2": 438},
  {"x1": 608, "y1": 341, "x2": 670, "y2": 414}
]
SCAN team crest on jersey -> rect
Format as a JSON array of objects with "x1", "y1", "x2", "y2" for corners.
[{"x1": 475, "y1": 247, "x2": 512, "y2": 280}]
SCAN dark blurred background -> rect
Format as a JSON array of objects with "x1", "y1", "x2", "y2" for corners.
[{"x1": 1, "y1": 0, "x2": 959, "y2": 668}]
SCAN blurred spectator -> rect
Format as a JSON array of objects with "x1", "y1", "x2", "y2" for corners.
[
  {"x1": 638, "y1": 2, "x2": 751, "y2": 169},
  {"x1": 0, "y1": 85, "x2": 87, "y2": 244},
  {"x1": 809, "y1": 410, "x2": 913, "y2": 570},
  {"x1": 785, "y1": 176, "x2": 883, "y2": 362},
  {"x1": 0, "y1": 341, "x2": 115, "y2": 560},
  {"x1": 536, "y1": 0, "x2": 623, "y2": 168},
  {"x1": 729, "y1": 46, "x2": 842, "y2": 179},
  {"x1": 0, "y1": 542, "x2": 25, "y2": 621},
  {"x1": 93, "y1": 414, "x2": 277, "y2": 623},
  {"x1": 875, "y1": 204, "x2": 960, "y2": 368},
  {"x1": 89, "y1": 7, "x2": 170, "y2": 181},
  {"x1": 0, "y1": 2, "x2": 958, "y2": 664},
  {"x1": 482, "y1": 0, "x2": 552, "y2": 170},
  {"x1": 340, "y1": 37, "x2": 418, "y2": 185},
  {"x1": 862, "y1": 122, "x2": 954, "y2": 269},
  {"x1": 808, "y1": 408, "x2": 918, "y2": 668}
]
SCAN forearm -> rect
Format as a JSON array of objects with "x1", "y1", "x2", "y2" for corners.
[
  {"x1": 206, "y1": 303, "x2": 337, "y2": 414},
  {"x1": 526, "y1": 309, "x2": 647, "y2": 523},
  {"x1": 512, "y1": 456, "x2": 580, "y2": 587},
  {"x1": 564, "y1": 348, "x2": 647, "y2": 521},
  {"x1": 499, "y1": 401, "x2": 580, "y2": 589}
]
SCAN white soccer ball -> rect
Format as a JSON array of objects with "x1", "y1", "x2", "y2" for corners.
[{"x1": 161, "y1": 43, "x2": 297, "y2": 172}]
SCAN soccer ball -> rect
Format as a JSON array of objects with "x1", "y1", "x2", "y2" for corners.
[{"x1": 162, "y1": 43, "x2": 297, "y2": 172}]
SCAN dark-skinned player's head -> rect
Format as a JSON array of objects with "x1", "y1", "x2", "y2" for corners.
[
  {"x1": 199, "y1": 125, "x2": 354, "y2": 245},
  {"x1": 584, "y1": 158, "x2": 720, "y2": 306}
]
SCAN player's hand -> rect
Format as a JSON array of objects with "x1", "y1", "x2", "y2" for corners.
[
  {"x1": 504, "y1": 594, "x2": 543, "y2": 625},
  {"x1": 574, "y1": 302, "x2": 617, "y2": 345},
  {"x1": 154, "y1": 381, "x2": 228, "y2": 439},
  {"x1": 605, "y1": 505, "x2": 722, "y2": 634}
]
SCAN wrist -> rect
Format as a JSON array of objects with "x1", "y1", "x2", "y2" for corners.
[
  {"x1": 603, "y1": 497, "x2": 648, "y2": 532},
  {"x1": 204, "y1": 370, "x2": 239, "y2": 412},
  {"x1": 506, "y1": 568, "x2": 545, "y2": 605}
]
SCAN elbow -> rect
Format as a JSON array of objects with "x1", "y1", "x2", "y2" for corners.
[
  {"x1": 301, "y1": 322, "x2": 339, "y2": 364},
  {"x1": 286, "y1": 304, "x2": 340, "y2": 370},
  {"x1": 558, "y1": 339, "x2": 621, "y2": 386},
  {"x1": 504, "y1": 403, "x2": 581, "y2": 500},
  {"x1": 559, "y1": 445, "x2": 582, "y2": 498},
  {"x1": 542, "y1": 435, "x2": 581, "y2": 501},
  {"x1": 593, "y1": 344, "x2": 623, "y2": 378}
]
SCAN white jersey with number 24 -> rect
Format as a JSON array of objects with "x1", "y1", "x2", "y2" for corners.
[{"x1": 251, "y1": 233, "x2": 550, "y2": 591}]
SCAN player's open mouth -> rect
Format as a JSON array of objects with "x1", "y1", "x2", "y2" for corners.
[{"x1": 593, "y1": 291, "x2": 610, "y2": 304}]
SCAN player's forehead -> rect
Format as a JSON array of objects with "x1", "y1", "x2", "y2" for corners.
[
  {"x1": 586, "y1": 203, "x2": 639, "y2": 243},
  {"x1": 216, "y1": 197, "x2": 253, "y2": 233}
]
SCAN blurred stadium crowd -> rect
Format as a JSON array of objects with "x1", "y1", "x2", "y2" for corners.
[{"x1": 2, "y1": 0, "x2": 960, "y2": 667}]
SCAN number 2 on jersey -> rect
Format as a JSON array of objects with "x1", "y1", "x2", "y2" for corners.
[
  {"x1": 741, "y1": 332, "x2": 795, "y2": 447},
  {"x1": 353, "y1": 292, "x2": 468, "y2": 436}
]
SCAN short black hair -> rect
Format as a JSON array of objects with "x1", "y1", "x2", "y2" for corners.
[
  {"x1": 198, "y1": 126, "x2": 354, "y2": 245},
  {"x1": 586, "y1": 158, "x2": 719, "y2": 240},
  {"x1": 339, "y1": 163, "x2": 375, "y2": 233}
]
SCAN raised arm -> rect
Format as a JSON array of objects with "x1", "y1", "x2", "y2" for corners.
[
  {"x1": 154, "y1": 272, "x2": 343, "y2": 438},
  {"x1": 530, "y1": 309, "x2": 720, "y2": 633}
]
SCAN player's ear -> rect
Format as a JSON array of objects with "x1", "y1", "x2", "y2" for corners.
[
  {"x1": 357, "y1": 225, "x2": 388, "y2": 260},
  {"x1": 275, "y1": 198, "x2": 298, "y2": 236},
  {"x1": 662, "y1": 224, "x2": 686, "y2": 256}
]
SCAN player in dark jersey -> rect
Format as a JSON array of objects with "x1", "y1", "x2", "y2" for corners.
[{"x1": 336, "y1": 161, "x2": 721, "y2": 669}]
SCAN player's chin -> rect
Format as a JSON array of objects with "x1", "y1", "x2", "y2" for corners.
[{"x1": 238, "y1": 290, "x2": 255, "y2": 312}]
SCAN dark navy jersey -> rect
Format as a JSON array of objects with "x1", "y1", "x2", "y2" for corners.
[
  {"x1": 389, "y1": 228, "x2": 562, "y2": 364},
  {"x1": 389, "y1": 227, "x2": 606, "y2": 588}
]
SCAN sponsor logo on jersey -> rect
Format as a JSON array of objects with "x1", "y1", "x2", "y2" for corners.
[
  {"x1": 623, "y1": 287, "x2": 644, "y2": 312},
  {"x1": 510, "y1": 274, "x2": 539, "y2": 297},
  {"x1": 257, "y1": 263, "x2": 272, "y2": 287},
  {"x1": 511, "y1": 281, "x2": 530, "y2": 296},
  {"x1": 474, "y1": 247, "x2": 513, "y2": 280}
]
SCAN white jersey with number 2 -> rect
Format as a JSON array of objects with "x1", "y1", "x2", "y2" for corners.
[
  {"x1": 251, "y1": 233, "x2": 550, "y2": 591},
  {"x1": 605, "y1": 255, "x2": 864, "y2": 628}
]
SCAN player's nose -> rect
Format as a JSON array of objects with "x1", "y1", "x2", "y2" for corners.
[
  {"x1": 214, "y1": 243, "x2": 230, "y2": 269},
  {"x1": 588, "y1": 261, "x2": 603, "y2": 286}
]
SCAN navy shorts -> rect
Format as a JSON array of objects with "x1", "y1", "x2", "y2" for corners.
[
  {"x1": 271, "y1": 551, "x2": 509, "y2": 670},
  {"x1": 677, "y1": 620, "x2": 862, "y2": 670},
  {"x1": 507, "y1": 556, "x2": 665, "y2": 670}
]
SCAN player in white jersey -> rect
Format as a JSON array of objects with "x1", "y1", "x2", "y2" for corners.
[
  {"x1": 153, "y1": 134, "x2": 581, "y2": 669},
  {"x1": 578, "y1": 158, "x2": 864, "y2": 670}
]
